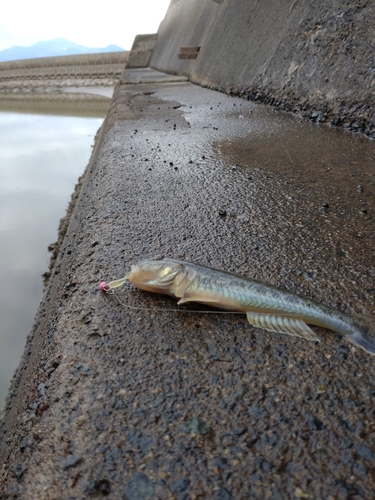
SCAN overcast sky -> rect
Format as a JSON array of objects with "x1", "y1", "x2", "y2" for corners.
[{"x1": 0, "y1": 0, "x2": 171, "y2": 52}]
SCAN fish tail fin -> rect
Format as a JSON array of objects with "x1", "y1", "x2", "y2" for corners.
[{"x1": 345, "y1": 314, "x2": 375, "y2": 356}]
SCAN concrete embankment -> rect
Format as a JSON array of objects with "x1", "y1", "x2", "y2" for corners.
[
  {"x1": 150, "y1": 0, "x2": 375, "y2": 139},
  {"x1": 1, "y1": 67, "x2": 375, "y2": 499},
  {"x1": 0, "y1": 51, "x2": 129, "y2": 90}
]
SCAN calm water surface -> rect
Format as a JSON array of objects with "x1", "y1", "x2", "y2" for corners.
[{"x1": 0, "y1": 88, "x2": 112, "y2": 408}]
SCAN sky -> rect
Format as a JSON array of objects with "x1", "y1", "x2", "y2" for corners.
[{"x1": 0, "y1": 0, "x2": 172, "y2": 52}]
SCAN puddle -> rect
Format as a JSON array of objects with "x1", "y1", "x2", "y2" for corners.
[{"x1": 147, "y1": 83, "x2": 375, "y2": 314}]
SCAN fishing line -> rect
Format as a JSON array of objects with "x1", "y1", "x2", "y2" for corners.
[{"x1": 99, "y1": 282, "x2": 245, "y2": 316}]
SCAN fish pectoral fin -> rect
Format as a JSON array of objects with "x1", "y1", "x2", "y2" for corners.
[
  {"x1": 246, "y1": 312, "x2": 320, "y2": 342},
  {"x1": 174, "y1": 268, "x2": 197, "y2": 298},
  {"x1": 177, "y1": 295, "x2": 222, "y2": 306}
]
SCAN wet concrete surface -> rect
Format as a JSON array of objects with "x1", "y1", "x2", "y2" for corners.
[
  {"x1": 151, "y1": 0, "x2": 375, "y2": 139},
  {"x1": 1, "y1": 69, "x2": 375, "y2": 499}
]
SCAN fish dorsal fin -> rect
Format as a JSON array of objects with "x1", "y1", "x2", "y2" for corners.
[{"x1": 246, "y1": 312, "x2": 320, "y2": 342}]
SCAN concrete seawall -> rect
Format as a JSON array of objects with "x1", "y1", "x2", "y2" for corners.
[
  {"x1": 1, "y1": 3, "x2": 375, "y2": 497},
  {"x1": 150, "y1": 0, "x2": 375, "y2": 138},
  {"x1": 1, "y1": 66, "x2": 375, "y2": 499}
]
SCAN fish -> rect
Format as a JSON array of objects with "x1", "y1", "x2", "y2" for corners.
[{"x1": 106, "y1": 258, "x2": 375, "y2": 356}]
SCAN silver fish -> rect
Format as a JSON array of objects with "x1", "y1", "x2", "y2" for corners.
[{"x1": 108, "y1": 258, "x2": 375, "y2": 356}]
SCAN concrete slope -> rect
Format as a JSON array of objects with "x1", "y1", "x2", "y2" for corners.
[
  {"x1": 1, "y1": 69, "x2": 375, "y2": 498},
  {"x1": 150, "y1": 0, "x2": 375, "y2": 138}
]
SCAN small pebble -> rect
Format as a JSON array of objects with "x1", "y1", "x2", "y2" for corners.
[{"x1": 63, "y1": 455, "x2": 82, "y2": 470}]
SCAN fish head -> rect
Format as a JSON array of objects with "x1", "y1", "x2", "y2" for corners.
[{"x1": 127, "y1": 258, "x2": 184, "y2": 295}]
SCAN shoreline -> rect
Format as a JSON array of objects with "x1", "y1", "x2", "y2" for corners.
[{"x1": 43, "y1": 122, "x2": 104, "y2": 285}]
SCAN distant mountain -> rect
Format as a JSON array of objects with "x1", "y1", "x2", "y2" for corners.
[{"x1": 0, "y1": 38, "x2": 125, "y2": 62}]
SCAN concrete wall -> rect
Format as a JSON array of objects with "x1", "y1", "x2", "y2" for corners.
[
  {"x1": 0, "y1": 51, "x2": 129, "y2": 71},
  {"x1": 126, "y1": 34, "x2": 158, "y2": 68},
  {"x1": 150, "y1": 0, "x2": 375, "y2": 137}
]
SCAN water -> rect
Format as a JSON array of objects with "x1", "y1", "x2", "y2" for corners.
[{"x1": 0, "y1": 88, "x2": 112, "y2": 409}]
